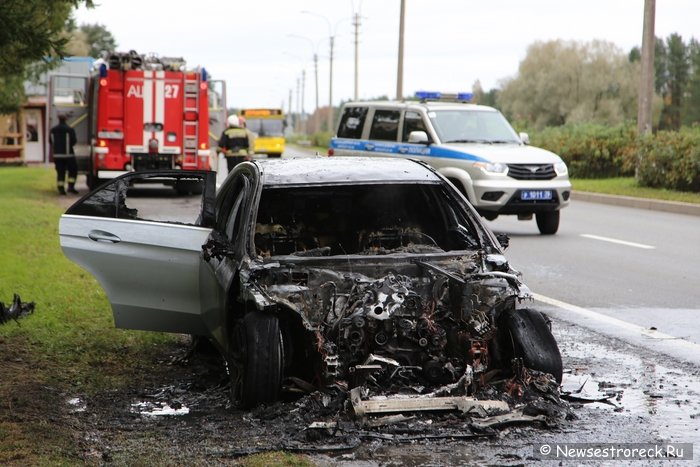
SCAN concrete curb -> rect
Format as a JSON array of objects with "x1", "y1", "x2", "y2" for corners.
[{"x1": 572, "y1": 191, "x2": 700, "y2": 217}]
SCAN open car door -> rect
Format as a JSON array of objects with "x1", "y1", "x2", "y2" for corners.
[{"x1": 59, "y1": 171, "x2": 217, "y2": 335}]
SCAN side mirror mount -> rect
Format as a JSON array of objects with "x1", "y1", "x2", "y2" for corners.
[
  {"x1": 408, "y1": 130, "x2": 429, "y2": 144},
  {"x1": 519, "y1": 132, "x2": 530, "y2": 145}
]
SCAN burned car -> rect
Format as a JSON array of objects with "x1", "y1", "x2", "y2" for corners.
[{"x1": 59, "y1": 157, "x2": 562, "y2": 408}]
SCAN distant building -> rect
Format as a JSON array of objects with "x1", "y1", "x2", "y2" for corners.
[{"x1": 0, "y1": 57, "x2": 93, "y2": 165}]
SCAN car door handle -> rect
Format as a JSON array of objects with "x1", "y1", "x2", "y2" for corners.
[{"x1": 88, "y1": 230, "x2": 121, "y2": 243}]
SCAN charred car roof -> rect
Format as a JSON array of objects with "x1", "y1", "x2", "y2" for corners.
[{"x1": 253, "y1": 156, "x2": 443, "y2": 186}]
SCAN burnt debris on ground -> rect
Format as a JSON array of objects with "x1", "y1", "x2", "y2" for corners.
[
  {"x1": 119, "y1": 344, "x2": 577, "y2": 456},
  {"x1": 0, "y1": 293, "x2": 35, "y2": 325}
]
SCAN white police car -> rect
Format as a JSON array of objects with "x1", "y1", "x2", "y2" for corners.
[{"x1": 329, "y1": 91, "x2": 571, "y2": 235}]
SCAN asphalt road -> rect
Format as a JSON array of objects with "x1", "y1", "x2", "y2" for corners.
[{"x1": 486, "y1": 201, "x2": 700, "y2": 349}]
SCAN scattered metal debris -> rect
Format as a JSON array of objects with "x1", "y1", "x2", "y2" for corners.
[
  {"x1": 131, "y1": 401, "x2": 190, "y2": 416},
  {"x1": 560, "y1": 372, "x2": 621, "y2": 405},
  {"x1": 0, "y1": 294, "x2": 35, "y2": 325},
  {"x1": 350, "y1": 387, "x2": 509, "y2": 417}
]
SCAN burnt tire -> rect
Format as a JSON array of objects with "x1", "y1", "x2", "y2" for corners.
[
  {"x1": 535, "y1": 211, "x2": 560, "y2": 235},
  {"x1": 495, "y1": 308, "x2": 563, "y2": 383},
  {"x1": 240, "y1": 312, "x2": 283, "y2": 408}
]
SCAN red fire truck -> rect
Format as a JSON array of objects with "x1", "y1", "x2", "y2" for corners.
[{"x1": 49, "y1": 51, "x2": 227, "y2": 192}]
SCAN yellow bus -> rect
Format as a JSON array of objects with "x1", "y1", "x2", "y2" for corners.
[{"x1": 240, "y1": 108, "x2": 286, "y2": 158}]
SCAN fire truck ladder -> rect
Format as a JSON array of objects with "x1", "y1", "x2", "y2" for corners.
[{"x1": 182, "y1": 74, "x2": 200, "y2": 169}]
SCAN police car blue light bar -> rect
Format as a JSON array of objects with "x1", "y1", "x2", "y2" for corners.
[
  {"x1": 415, "y1": 91, "x2": 442, "y2": 100},
  {"x1": 415, "y1": 91, "x2": 473, "y2": 102}
]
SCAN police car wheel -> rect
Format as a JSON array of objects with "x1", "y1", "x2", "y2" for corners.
[{"x1": 536, "y1": 211, "x2": 559, "y2": 235}]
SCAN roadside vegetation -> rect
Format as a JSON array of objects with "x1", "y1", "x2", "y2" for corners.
[
  {"x1": 0, "y1": 166, "x2": 167, "y2": 464},
  {"x1": 529, "y1": 124, "x2": 700, "y2": 195},
  {"x1": 571, "y1": 177, "x2": 700, "y2": 204}
]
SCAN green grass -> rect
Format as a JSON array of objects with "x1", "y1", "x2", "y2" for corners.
[
  {"x1": 0, "y1": 166, "x2": 176, "y2": 386},
  {"x1": 240, "y1": 452, "x2": 315, "y2": 467},
  {"x1": 0, "y1": 166, "x2": 179, "y2": 465},
  {"x1": 572, "y1": 177, "x2": 700, "y2": 204}
]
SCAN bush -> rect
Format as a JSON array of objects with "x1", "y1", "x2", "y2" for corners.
[
  {"x1": 530, "y1": 123, "x2": 638, "y2": 178},
  {"x1": 310, "y1": 131, "x2": 332, "y2": 149},
  {"x1": 636, "y1": 128, "x2": 700, "y2": 191},
  {"x1": 287, "y1": 131, "x2": 333, "y2": 150}
]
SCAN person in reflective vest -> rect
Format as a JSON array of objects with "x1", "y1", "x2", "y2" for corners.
[
  {"x1": 218, "y1": 115, "x2": 253, "y2": 173},
  {"x1": 49, "y1": 115, "x2": 78, "y2": 195}
]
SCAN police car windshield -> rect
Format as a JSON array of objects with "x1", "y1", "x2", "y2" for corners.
[{"x1": 429, "y1": 109, "x2": 520, "y2": 144}]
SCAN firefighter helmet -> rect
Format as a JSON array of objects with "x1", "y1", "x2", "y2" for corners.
[{"x1": 227, "y1": 115, "x2": 240, "y2": 127}]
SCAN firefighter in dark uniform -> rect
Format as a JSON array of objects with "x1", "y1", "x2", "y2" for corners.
[
  {"x1": 49, "y1": 115, "x2": 79, "y2": 195},
  {"x1": 218, "y1": 115, "x2": 253, "y2": 173}
]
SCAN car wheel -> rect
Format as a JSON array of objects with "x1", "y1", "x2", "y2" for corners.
[
  {"x1": 535, "y1": 211, "x2": 559, "y2": 235},
  {"x1": 494, "y1": 308, "x2": 563, "y2": 383},
  {"x1": 239, "y1": 312, "x2": 284, "y2": 408}
]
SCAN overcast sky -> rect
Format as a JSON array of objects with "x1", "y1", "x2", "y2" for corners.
[{"x1": 73, "y1": 0, "x2": 698, "y2": 111}]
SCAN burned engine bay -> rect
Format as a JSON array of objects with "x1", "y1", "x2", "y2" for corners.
[
  {"x1": 245, "y1": 252, "x2": 534, "y2": 396},
  {"x1": 245, "y1": 183, "x2": 536, "y2": 393}
]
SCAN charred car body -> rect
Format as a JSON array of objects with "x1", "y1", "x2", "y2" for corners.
[{"x1": 59, "y1": 157, "x2": 562, "y2": 407}]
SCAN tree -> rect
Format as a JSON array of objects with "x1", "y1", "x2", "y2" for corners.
[
  {"x1": 497, "y1": 40, "x2": 640, "y2": 129},
  {"x1": 79, "y1": 23, "x2": 118, "y2": 58},
  {"x1": 682, "y1": 39, "x2": 700, "y2": 125},
  {"x1": 0, "y1": 0, "x2": 93, "y2": 113},
  {"x1": 471, "y1": 80, "x2": 484, "y2": 104},
  {"x1": 656, "y1": 34, "x2": 689, "y2": 130}
]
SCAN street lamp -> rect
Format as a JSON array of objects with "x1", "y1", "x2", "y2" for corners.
[
  {"x1": 351, "y1": 0, "x2": 364, "y2": 101},
  {"x1": 288, "y1": 34, "x2": 320, "y2": 132},
  {"x1": 284, "y1": 52, "x2": 307, "y2": 134},
  {"x1": 300, "y1": 10, "x2": 347, "y2": 133}
]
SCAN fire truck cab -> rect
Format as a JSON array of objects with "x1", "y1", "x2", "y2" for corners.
[{"x1": 49, "y1": 51, "x2": 227, "y2": 192}]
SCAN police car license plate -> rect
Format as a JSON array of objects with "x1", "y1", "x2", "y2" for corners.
[{"x1": 521, "y1": 190, "x2": 553, "y2": 201}]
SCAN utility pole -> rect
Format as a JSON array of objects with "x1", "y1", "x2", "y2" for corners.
[
  {"x1": 353, "y1": 12, "x2": 360, "y2": 100},
  {"x1": 328, "y1": 35, "x2": 335, "y2": 132},
  {"x1": 301, "y1": 69, "x2": 306, "y2": 133},
  {"x1": 396, "y1": 0, "x2": 406, "y2": 100},
  {"x1": 313, "y1": 53, "x2": 319, "y2": 132},
  {"x1": 300, "y1": 11, "x2": 344, "y2": 132},
  {"x1": 288, "y1": 88, "x2": 293, "y2": 132},
  {"x1": 296, "y1": 76, "x2": 301, "y2": 133},
  {"x1": 638, "y1": 0, "x2": 655, "y2": 136},
  {"x1": 637, "y1": 0, "x2": 655, "y2": 179}
]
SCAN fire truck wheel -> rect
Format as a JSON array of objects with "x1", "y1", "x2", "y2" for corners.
[
  {"x1": 493, "y1": 308, "x2": 563, "y2": 383},
  {"x1": 237, "y1": 312, "x2": 284, "y2": 408}
]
